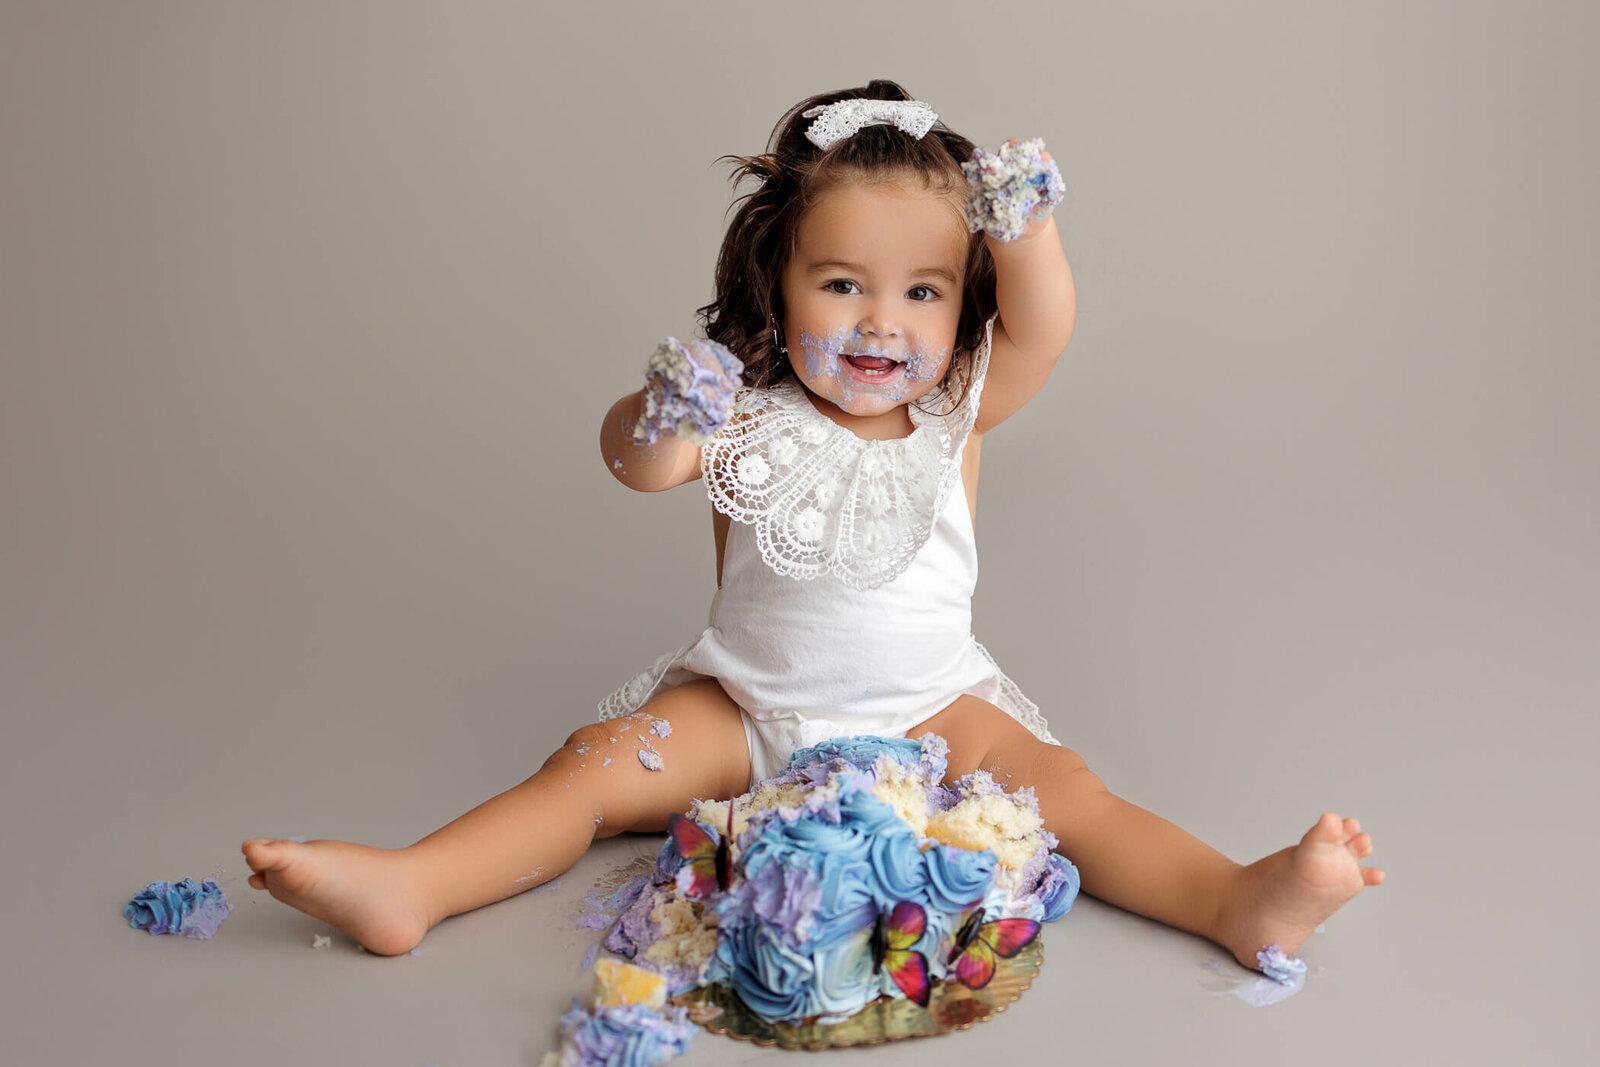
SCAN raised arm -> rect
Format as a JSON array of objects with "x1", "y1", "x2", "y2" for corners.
[
  {"x1": 599, "y1": 337, "x2": 744, "y2": 493},
  {"x1": 963, "y1": 139, "x2": 1077, "y2": 434}
]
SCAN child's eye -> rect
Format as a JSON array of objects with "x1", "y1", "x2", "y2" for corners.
[
  {"x1": 825, "y1": 279, "x2": 860, "y2": 295},
  {"x1": 907, "y1": 285, "x2": 939, "y2": 302}
]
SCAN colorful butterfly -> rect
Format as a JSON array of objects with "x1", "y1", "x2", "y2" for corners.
[
  {"x1": 666, "y1": 806, "x2": 736, "y2": 899},
  {"x1": 869, "y1": 901, "x2": 931, "y2": 1007},
  {"x1": 946, "y1": 908, "x2": 1040, "y2": 991}
]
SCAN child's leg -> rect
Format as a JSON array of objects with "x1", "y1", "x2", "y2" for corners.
[
  {"x1": 241, "y1": 679, "x2": 751, "y2": 955},
  {"x1": 917, "y1": 697, "x2": 1384, "y2": 968}
]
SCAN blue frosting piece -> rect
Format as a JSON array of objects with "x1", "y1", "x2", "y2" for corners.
[
  {"x1": 1257, "y1": 944, "x2": 1308, "y2": 984},
  {"x1": 712, "y1": 921, "x2": 881, "y2": 1023},
  {"x1": 556, "y1": 999, "x2": 695, "y2": 1066},
  {"x1": 124, "y1": 878, "x2": 231, "y2": 940},
  {"x1": 1037, "y1": 852, "x2": 1081, "y2": 922},
  {"x1": 786, "y1": 735, "x2": 928, "y2": 775},
  {"x1": 922, "y1": 843, "x2": 997, "y2": 913},
  {"x1": 722, "y1": 780, "x2": 901, "y2": 950}
]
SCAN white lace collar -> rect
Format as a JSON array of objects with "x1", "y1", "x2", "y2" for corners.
[{"x1": 700, "y1": 316, "x2": 994, "y2": 590}]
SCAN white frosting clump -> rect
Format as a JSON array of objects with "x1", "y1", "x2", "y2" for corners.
[
  {"x1": 634, "y1": 337, "x2": 744, "y2": 445},
  {"x1": 962, "y1": 138, "x2": 1066, "y2": 242}
]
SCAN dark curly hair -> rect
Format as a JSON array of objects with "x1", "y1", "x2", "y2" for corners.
[{"x1": 695, "y1": 80, "x2": 997, "y2": 394}]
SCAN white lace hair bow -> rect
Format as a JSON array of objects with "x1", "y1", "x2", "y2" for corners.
[{"x1": 801, "y1": 99, "x2": 939, "y2": 149}]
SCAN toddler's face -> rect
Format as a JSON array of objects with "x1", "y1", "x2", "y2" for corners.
[{"x1": 779, "y1": 180, "x2": 967, "y2": 423}]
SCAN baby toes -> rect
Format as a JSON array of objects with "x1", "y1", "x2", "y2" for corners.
[{"x1": 242, "y1": 838, "x2": 291, "y2": 875}]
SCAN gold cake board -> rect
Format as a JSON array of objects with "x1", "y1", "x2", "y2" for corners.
[{"x1": 671, "y1": 941, "x2": 1042, "y2": 1049}]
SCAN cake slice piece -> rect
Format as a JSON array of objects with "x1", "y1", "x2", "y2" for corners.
[{"x1": 591, "y1": 957, "x2": 668, "y2": 1012}]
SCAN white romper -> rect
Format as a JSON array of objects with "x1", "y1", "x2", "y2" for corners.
[{"x1": 599, "y1": 316, "x2": 1056, "y2": 784}]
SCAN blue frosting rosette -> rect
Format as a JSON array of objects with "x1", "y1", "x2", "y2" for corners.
[
  {"x1": 554, "y1": 1000, "x2": 696, "y2": 1067},
  {"x1": 124, "y1": 878, "x2": 231, "y2": 940}
]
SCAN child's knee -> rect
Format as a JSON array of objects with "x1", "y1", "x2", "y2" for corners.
[
  {"x1": 990, "y1": 740, "x2": 1107, "y2": 799},
  {"x1": 561, "y1": 721, "x2": 613, "y2": 751},
  {"x1": 546, "y1": 721, "x2": 672, "y2": 827},
  {"x1": 1040, "y1": 744, "x2": 1107, "y2": 797},
  {"x1": 543, "y1": 722, "x2": 623, "y2": 778}
]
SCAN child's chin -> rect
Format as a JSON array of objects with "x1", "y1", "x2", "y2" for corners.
[{"x1": 833, "y1": 393, "x2": 906, "y2": 417}]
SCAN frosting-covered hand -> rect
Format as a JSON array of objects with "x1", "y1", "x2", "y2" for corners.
[
  {"x1": 962, "y1": 138, "x2": 1065, "y2": 243},
  {"x1": 633, "y1": 337, "x2": 744, "y2": 446}
]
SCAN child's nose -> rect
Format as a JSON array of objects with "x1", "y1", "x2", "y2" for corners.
[{"x1": 857, "y1": 308, "x2": 902, "y2": 341}]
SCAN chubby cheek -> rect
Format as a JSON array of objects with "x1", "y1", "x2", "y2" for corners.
[{"x1": 900, "y1": 340, "x2": 950, "y2": 388}]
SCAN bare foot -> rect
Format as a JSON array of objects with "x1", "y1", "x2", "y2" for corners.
[
  {"x1": 241, "y1": 838, "x2": 435, "y2": 956},
  {"x1": 1215, "y1": 813, "x2": 1385, "y2": 971}
]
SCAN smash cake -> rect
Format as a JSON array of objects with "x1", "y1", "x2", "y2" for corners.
[{"x1": 597, "y1": 732, "x2": 1079, "y2": 1030}]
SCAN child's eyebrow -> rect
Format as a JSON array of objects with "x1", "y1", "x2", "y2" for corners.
[{"x1": 805, "y1": 259, "x2": 959, "y2": 286}]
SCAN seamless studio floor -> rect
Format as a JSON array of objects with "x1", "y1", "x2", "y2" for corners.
[
  {"x1": 7, "y1": 642, "x2": 1592, "y2": 1063},
  {"x1": 3, "y1": 3, "x2": 1596, "y2": 1064}
]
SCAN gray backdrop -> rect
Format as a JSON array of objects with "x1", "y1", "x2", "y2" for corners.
[{"x1": 3, "y1": 1, "x2": 1594, "y2": 1064}]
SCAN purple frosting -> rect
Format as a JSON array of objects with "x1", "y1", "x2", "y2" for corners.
[
  {"x1": 1257, "y1": 943, "x2": 1308, "y2": 984},
  {"x1": 787, "y1": 735, "x2": 936, "y2": 777},
  {"x1": 1035, "y1": 853, "x2": 1081, "y2": 922},
  {"x1": 962, "y1": 138, "x2": 1066, "y2": 242},
  {"x1": 555, "y1": 999, "x2": 695, "y2": 1067},
  {"x1": 600, "y1": 881, "x2": 707, "y2": 995},
  {"x1": 578, "y1": 874, "x2": 649, "y2": 933},
  {"x1": 602, "y1": 882, "x2": 660, "y2": 958},
  {"x1": 633, "y1": 337, "x2": 744, "y2": 445},
  {"x1": 124, "y1": 878, "x2": 231, "y2": 940}
]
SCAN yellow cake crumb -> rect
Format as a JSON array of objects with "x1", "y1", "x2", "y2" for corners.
[
  {"x1": 871, "y1": 758, "x2": 931, "y2": 837},
  {"x1": 591, "y1": 958, "x2": 667, "y2": 1011},
  {"x1": 641, "y1": 896, "x2": 718, "y2": 977},
  {"x1": 924, "y1": 790, "x2": 1043, "y2": 870}
]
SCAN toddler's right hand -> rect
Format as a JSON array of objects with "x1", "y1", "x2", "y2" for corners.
[
  {"x1": 633, "y1": 337, "x2": 744, "y2": 446},
  {"x1": 962, "y1": 138, "x2": 1066, "y2": 243}
]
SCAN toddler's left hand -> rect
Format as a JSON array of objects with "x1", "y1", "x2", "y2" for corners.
[
  {"x1": 962, "y1": 138, "x2": 1065, "y2": 243},
  {"x1": 633, "y1": 337, "x2": 744, "y2": 446}
]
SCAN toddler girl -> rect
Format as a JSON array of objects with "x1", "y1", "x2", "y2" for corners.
[{"x1": 243, "y1": 80, "x2": 1382, "y2": 975}]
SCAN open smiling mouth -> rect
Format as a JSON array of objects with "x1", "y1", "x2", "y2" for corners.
[{"x1": 842, "y1": 353, "x2": 904, "y2": 380}]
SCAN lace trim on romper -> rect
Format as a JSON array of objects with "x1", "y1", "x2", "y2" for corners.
[{"x1": 598, "y1": 315, "x2": 1057, "y2": 744}]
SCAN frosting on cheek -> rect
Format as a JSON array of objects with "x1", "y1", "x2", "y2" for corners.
[{"x1": 795, "y1": 327, "x2": 949, "y2": 411}]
